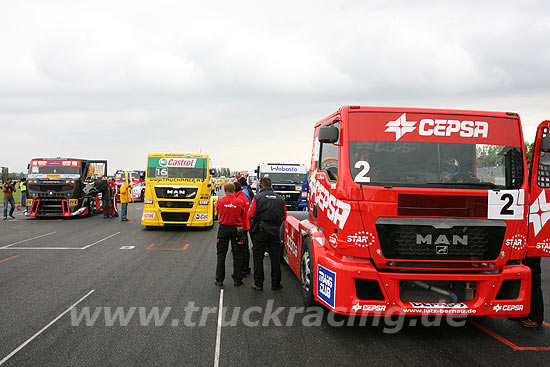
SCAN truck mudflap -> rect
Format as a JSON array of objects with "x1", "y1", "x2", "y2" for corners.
[{"x1": 312, "y1": 248, "x2": 532, "y2": 317}]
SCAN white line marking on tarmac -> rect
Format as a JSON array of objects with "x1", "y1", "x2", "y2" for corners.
[
  {"x1": 0, "y1": 232, "x2": 56, "y2": 249},
  {"x1": 214, "y1": 289, "x2": 224, "y2": 367},
  {"x1": 1, "y1": 232, "x2": 120, "y2": 250},
  {"x1": 0, "y1": 290, "x2": 95, "y2": 366},
  {"x1": 80, "y1": 232, "x2": 120, "y2": 249},
  {"x1": 120, "y1": 246, "x2": 135, "y2": 250}
]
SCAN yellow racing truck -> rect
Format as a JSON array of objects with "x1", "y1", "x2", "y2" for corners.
[{"x1": 141, "y1": 152, "x2": 217, "y2": 228}]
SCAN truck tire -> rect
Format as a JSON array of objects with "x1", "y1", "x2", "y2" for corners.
[{"x1": 301, "y1": 238, "x2": 315, "y2": 307}]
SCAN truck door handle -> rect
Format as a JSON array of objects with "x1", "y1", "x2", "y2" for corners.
[{"x1": 313, "y1": 204, "x2": 318, "y2": 217}]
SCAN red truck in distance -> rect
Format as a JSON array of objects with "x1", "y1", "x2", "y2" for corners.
[{"x1": 283, "y1": 106, "x2": 550, "y2": 317}]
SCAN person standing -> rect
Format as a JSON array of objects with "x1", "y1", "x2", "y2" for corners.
[
  {"x1": 2, "y1": 178, "x2": 16, "y2": 220},
  {"x1": 19, "y1": 177, "x2": 28, "y2": 214},
  {"x1": 238, "y1": 177, "x2": 254, "y2": 204},
  {"x1": 109, "y1": 178, "x2": 119, "y2": 218},
  {"x1": 119, "y1": 176, "x2": 132, "y2": 222},
  {"x1": 235, "y1": 181, "x2": 251, "y2": 277},
  {"x1": 521, "y1": 257, "x2": 545, "y2": 327},
  {"x1": 102, "y1": 179, "x2": 113, "y2": 218},
  {"x1": 247, "y1": 176, "x2": 287, "y2": 291},
  {"x1": 215, "y1": 182, "x2": 246, "y2": 287}
]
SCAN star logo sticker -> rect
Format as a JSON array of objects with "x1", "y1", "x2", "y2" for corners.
[
  {"x1": 529, "y1": 191, "x2": 550, "y2": 236},
  {"x1": 493, "y1": 304, "x2": 502, "y2": 312},
  {"x1": 385, "y1": 113, "x2": 417, "y2": 141},
  {"x1": 351, "y1": 303, "x2": 361, "y2": 312}
]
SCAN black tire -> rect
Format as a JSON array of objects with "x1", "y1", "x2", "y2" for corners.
[
  {"x1": 301, "y1": 238, "x2": 315, "y2": 307},
  {"x1": 141, "y1": 189, "x2": 145, "y2": 202}
]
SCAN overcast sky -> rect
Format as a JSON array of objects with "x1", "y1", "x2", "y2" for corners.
[{"x1": 1, "y1": 0, "x2": 550, "y2": 174}]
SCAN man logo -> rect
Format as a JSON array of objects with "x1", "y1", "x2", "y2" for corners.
[{"x1": 436, "y1": 246, "x2": 449, "y2": 254}]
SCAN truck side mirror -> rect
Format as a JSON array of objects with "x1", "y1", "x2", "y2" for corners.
[
  {"x1": 318, "y1": 125, "x2": 339, "y2": 143},
  {"x1": 209, "y1": 168, "x2": 216, "y2": 176},
  {"x1": 541, "y1": 136, "x2": 550, "y2": 152}
]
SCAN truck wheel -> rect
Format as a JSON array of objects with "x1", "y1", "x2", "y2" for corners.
[{"x1": 301, "y1": 239, "x2": 315, "y2": 307}]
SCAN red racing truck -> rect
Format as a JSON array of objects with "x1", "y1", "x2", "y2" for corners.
[{"x1": 283, "y1": 106, "x2": 550, "y2": 317}]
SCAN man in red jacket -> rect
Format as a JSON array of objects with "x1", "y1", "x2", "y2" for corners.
[{"x1": 215, "y1": 182, "x2": 247, "y2": 287}]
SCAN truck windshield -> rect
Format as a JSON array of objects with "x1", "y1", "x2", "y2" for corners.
[
  {"x1": 348, "y1": 141, "x2": 523, "y2": 189},
  {"x1": 147, "y1": 157, "x2": 207, "y2": 180},
  {"x1": 29, "y1": 161, "x2": 81, "y2": 175},
  {"x1": 263, "y1": 172, "x2": 307, "y2": 184}
]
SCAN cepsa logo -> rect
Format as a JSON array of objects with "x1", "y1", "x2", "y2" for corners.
[
  {"x1": 159, "y1": 158, "x2": 197, "y2": 167},
  {"x1": 309, "y1": 171, "x2": 351, "y2": 230},
  {"x1": 385, "y1": 113, "x2": 489, "y2": 141}
]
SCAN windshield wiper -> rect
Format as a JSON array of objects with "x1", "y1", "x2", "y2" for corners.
[{"x1": 426, "y1": 182, "x2": 500, "y2": 189}]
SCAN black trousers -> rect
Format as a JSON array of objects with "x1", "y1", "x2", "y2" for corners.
[
  {"x1": 242, "y1": 231, "x2": 251, "y2": 275},
  {"x1": 251, "y1": 231, "x2": 282, "y2": 287},
  {"x1": 103, "y1": 199, "x2": 112, "y2": 216},
  {"x1": 523, "y1": 257, "x2": 544, "y2": 323},
  {"x1": 216, "y1": 225, "x2": 244, "y2": 283}
]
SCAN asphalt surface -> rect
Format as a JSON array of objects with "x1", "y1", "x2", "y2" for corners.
[{"x1": 1, "y1": 196, "x2": 550, "y2": 367}]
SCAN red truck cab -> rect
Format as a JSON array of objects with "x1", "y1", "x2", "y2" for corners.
[{"x1": 283, "y1": 106, "x2": 550, "y2": 316}]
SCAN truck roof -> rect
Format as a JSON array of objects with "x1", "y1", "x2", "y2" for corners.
[
  {"x1": 315, "y1": 106, "x2": 519, "y2": 127},
  {"x1": 146, "y1": 152, "x2": 210, "y2": 158}
]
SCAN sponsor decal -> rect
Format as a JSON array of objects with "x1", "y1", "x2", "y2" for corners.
[
  {"x1": 317, "y1": 265, "x2": 336, "y2": 309},
  {"x1": 285, "y1": 235, "x2": 298, "y2": 257},
  {"x1": 347, "y1": 231, "x2": 376, "y2": 248},
  {"x1": 351, "y1": 303, "x2": 387, "y2": 312},
  {"x1": 224, "y1": 203, "x2": 237, "y2": 208},
  {"x1": 159, "y1": 158, "x2": 197, "y2": 167},
  {"x1": 410, "y1": 302, "x2": 468, "y2": 309},
  {"x1": 536, "y1": 239, "x2": 550, "y2": 254},
  {"x1": 529, "y1": 190, "x2": 550, "y2": 236},
  {"x1": 295, "y1": 185, "x2": 303, "y2": 191},
  {"x1": 328, "y1": 233, "x2": 338, "y2": 248},
  {"x1": 199, "y1": 200, "x2": 209, "y2": 205},
  {"x1": 309, "y1": 170, "x2": 351, "y2": 229},
  {"x1": 270, "y1": 165, "x2": 298, "y2": 172},
  {"x1": 194, "y1": 213, "x2": 209, "y2": 220},
  {"x1": 385, "y1": 113, "x2": 489, "y2": 141},
  {"x1": 144, "y1": 200, "x2": 153, "y2": 204},
  {"x1": 493, "y1": 304, "x2": 524, "y2": 313},
  {"x1": 505, "y1": 234, "x2": 527, "y2": 251},
  {"x1": 143, "y1": 212, "x2": 155, "y2": 220},
  {"x1": 69, "y1": 199, "x2": 78, "y2": 206},
  {"x1": 385, "y1": 113, "x2": 417, "y2": 141}
]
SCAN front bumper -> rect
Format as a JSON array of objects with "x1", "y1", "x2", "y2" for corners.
[{"x1": 314, "y1": 252, "x2": 531, "y2": 317}]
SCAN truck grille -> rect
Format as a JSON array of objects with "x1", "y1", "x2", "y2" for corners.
[
  {"x1": 277, "y1": 192, "x2": 300, "y2": 202},
  {"x1": 161, "y1": 212, "x2": 190, "y2": 222},
  {"x1": 375, "y1": 218, "x2": 506, "y2": 261},
  {"x1": 154, "y1": 186, "x2": 197, "y2": 199},
  {"x1": 158, "y1": 201, "x2": 194, "y2": 209},
  {"x1": 29, "y1": 185, "x2": 73, "y2": 193}
]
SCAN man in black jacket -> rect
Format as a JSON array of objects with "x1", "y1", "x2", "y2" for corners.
[{"x1": 247, "y1": 176, "x2": 287, "y2": 291}]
